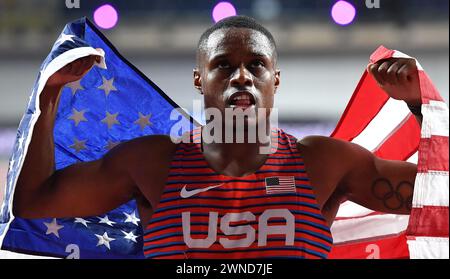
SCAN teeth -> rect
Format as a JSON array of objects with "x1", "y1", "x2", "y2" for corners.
[{"x1": 232, "y1": 95, "x2": 250, "y2": 101}]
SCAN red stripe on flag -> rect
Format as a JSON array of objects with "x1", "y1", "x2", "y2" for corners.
[
  {"x1": 407, "y1": 206, "x2": 449, "y2": 237},
  {"x1": 373, "y1": 115, "x2": 421, "y2": 160},
  {"x1": 331, "y1": 73, "x2": 389, "y2": 141},
  {"x1": 369, "y1": 45, "x2": 396, "y2": 63},
  {"x1": 419, "y1": 71, "x2": 444, "y2": 104},
  {"x1": 334, "y1": 211, "x2": 385, "y2": 221},
  {"x1": 329, "y1": 232, "x2": 409, "y2": 259},
  {"x1": 417, "y1": 136, "x2": 449, "y2": 172}
]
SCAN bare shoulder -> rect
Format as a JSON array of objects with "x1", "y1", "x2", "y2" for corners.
[
  {"x1": 297, "y1": 135, "x2": 380, "y2": 183},
  {"x1": 297, "y1": 135, "x2": 371, "y2": 160},
  {"x1": 106, "y1": 134, "x2": 178, "y2": 161},
  {"x1": 103, "y1": 134, "x2": 178, "y2": 189},
  {"x1": 295, "y1": 135, "x2": 367, "y2": 212},
  {"x1": 118, "y1": 134, "x2": 177, "y2": 149},
  {"x1": 297, "y1": 135, "x2": 348, "y2": 156},
  {"x1": 297, "y1": 135, "x2": 333, "y2": 148},
  {"x1": 296, "y1": 134, "x2": 378, "y2": 192},
  {"x1": 296, "y1": 135, "x2": 358, "y2": 173}
]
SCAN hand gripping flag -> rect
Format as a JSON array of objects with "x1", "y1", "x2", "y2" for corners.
[
  {"x1": 0, "y1": 18, "x2": 196, "y2": 259},
  {"x1": 329, "y1": 46, "x2": 449, "y2": 259}
]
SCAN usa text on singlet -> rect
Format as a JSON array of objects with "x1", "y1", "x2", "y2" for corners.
[{"x1": 143, "y1": 128, "x2": 333, "y2": 259}]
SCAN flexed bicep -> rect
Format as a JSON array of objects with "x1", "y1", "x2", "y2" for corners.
[
  {"x1": 13, "y1": 140, "x2": 137, "y2": 218},
  {"x1": 369, "y1": 169, "x2": 414, "y2": 213},
  {"x1": 13, "y1": 134, "x2": 175, "y2": 219},
  {"x1": 338, "y1": 141, "x2": 417, "y2": 215}
]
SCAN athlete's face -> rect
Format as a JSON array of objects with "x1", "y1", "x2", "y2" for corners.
[{"x1": 194, "y1": 28, "x2": 280, "y2": 122}]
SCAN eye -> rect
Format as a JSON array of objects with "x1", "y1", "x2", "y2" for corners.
[
  {"x1": 217, "y1": 60, "x2": 231, "y2": 69},
  {"x1": 250, "y1": 60, "x2": 265, "y2": 68}
]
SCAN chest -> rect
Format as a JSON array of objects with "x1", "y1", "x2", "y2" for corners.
[{"x1": 143, "y1": 172, "x2": 332, "y2": 258}]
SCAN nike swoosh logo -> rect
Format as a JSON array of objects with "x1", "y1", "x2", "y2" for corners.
[{"x1": 180, "y1": 184, "x2": 224, "y2": 198}]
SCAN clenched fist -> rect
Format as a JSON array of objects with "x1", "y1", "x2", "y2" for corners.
[
  {"x1": 47, "y1": 54, "x2": 102, "y2": 88},
  {"x1": 368, "y1": 58, "x2": 421, "y2": 106}
]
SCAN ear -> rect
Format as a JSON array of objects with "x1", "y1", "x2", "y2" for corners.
[
  {"x1": 193, "y1": 69, "x2": 203, "y2": 94},
  {"x1": 274, "y1": 69, "x2": 280, "y2": 94}
]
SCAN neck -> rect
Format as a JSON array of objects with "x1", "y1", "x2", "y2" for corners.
[{"x1": 200, "y1": 123, "x2": 274, "y2": 177}]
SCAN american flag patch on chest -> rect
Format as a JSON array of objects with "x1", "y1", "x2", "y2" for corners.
[{"x1": 265, "y1": 176, "x2": 296, "y2": 194}]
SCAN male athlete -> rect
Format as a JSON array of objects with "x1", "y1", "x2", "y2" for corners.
[{"x1": 13, "y1": 16, "x2": 423, "y2": 258}]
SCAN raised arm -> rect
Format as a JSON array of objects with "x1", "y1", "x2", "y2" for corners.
[
  {"x1": 12, "y1": 56, "x2": 174, "y2": 219},
  {"x1": 342, "y1": 57, "x2": 423, "y2": 214},
  {"x1": 299, "y1": 56, "x2": 424, "y2": 220}
]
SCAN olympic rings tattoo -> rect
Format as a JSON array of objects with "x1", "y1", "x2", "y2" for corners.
[{"x1": 371, "y1": 178, "x2": 413, "y2": 211}]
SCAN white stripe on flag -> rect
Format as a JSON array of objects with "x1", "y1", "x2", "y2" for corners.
[
  {"x1": 335, "y1": 201, "x2": 375, "y2": 218},
  {"x1": 331, "y1": 214, "x2": 409, "y2": 244},
  {"x1": 351, "y1": 98, "x2": 410, "y2": 151},
  {"x1": 266, "y1": 190, "x2": 296, "y2": 194},
  {"x1": 407, "y1": 237, "x2": 449, "y2": 259},
  {"x1": 413, "y1": 172, "x2": 449, "y2": 207},
  {"x1": 0, "y1": 250, "x2": 58, "y2": 259},
  {"x1": 266, "y1": 186, "x2": 295, "y2": 189},
  {"x1": 406, "y1": 151, "x2": 418, "y2": 164},
  {"x1": 392, "y1": 50, "x2": 424, "y2": 70},
  {"x1": 421, "y1": 101, "x2": 449, "y2": 138}
]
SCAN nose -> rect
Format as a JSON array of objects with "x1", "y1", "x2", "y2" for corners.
[{"x1": 230, "y1": 64, "x2": 253, "y2": 88}]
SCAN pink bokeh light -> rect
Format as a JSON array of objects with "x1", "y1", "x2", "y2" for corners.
[
  {"x1": 93, "y1": 4, "x2": 119, "y2": 30},
  {"x1": 331, "y1": 1, "x2": 356, "y2": 26},
  {"x1": 212, "y1": 2, "x2": 237, "y2": 23}
]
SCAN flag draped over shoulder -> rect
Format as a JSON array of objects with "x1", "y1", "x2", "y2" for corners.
[
  {"x1": 328, "y1": 46, "x2": 449, "y2": 259},
  {"x1": 0, "y1": 17, "x2": 195, "y2": 259}
]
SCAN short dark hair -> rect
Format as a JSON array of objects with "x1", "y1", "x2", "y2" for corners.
[{"x1": 196, "y1": 15, "x2": 277, "y2": 65}]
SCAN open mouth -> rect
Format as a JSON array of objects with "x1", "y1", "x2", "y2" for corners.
[{"x1": 227, "y1": 91, "x2": 256, "y2": 109}]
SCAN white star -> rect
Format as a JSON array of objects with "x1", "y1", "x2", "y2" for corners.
[
  {"x1": 122, "y1": 230, "x2": 138, "y2": 243},
  {"x1": 68, "y1": 108, "x2": 88, "y2": 126},
  {"x1": 98, "y1": 215, "x2": 116, "y2": 227},
  {"x1": 134, "y1": 112, "x2": 152, "y2": 130},
  {"x1": 56, "y1": 33, "x2": 75, "y2": 45},
  {"x1": 16, "y1": 134, "x2": 26, "y2": 152},
  {"x1": 17, "y1": 134, "x2": 26, "y2": 147},
  {"x1": 101, "y1": 111, "x2": 120, "y2": 129},
  {"x1": 66, "y1": 80, "x2": 84, "y2": 95},
  {"x1": 123, "y1": 211, "x2": 140, "y2": 226},
  {"x1": 98, "y1": 76, "x2": 117, "y2": 97},
  {"x1": 70, "y1": 138, "x2": 87, "y2": 153},
  {"x1": 43, "y1": 218, "x2": 64, "y2": 238},
  {"x1": 8, "y1": 158, "x2": 15, "y2": 173},
  {"x1": 74, "y1": 217, "x2": 90, "y2": 228},
  {"x1": 95, "y1": 232, "x2": 115, "y2": 250}
]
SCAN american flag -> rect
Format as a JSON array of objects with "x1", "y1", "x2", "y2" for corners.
[
  {"x1": 0, "y1": 18, "x2": 447, "y2": 259},
  {"x1": 265, "y1": 176, "x2": 296, "y2": 194},
  {"x1": 328, "y1": 46, "x2": 449, "y2": 259},
  {"x1": 0, "y1": 17, "x2": 195, "y2": 259}
]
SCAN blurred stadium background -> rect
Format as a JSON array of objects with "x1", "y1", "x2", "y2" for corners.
[{"x1": 0, "y1": 0, "x2": 448, "y2": 200}]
